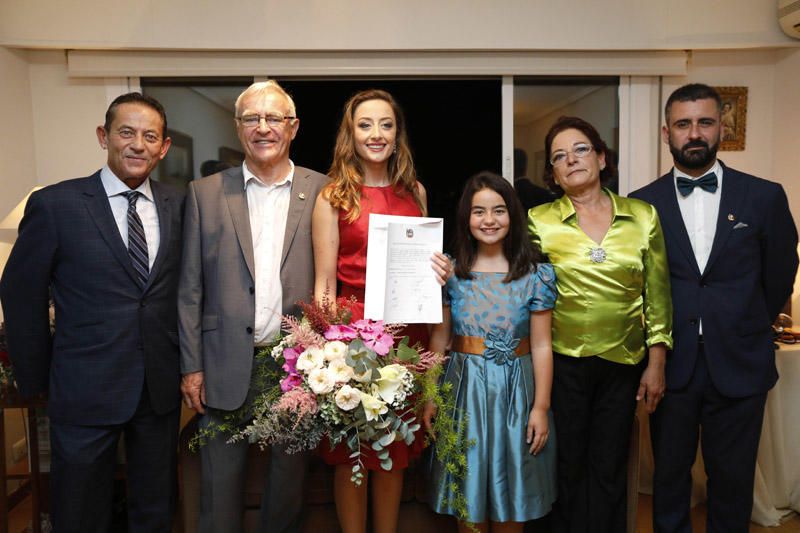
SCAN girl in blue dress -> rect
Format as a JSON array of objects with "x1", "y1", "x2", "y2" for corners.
[{"x1": 424, "y1": 172, "x2": 558, "y2": 532}]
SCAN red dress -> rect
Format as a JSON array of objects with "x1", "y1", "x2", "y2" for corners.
[{"x1": 319, "y1": 185, "x2": 429, "y2": 470}]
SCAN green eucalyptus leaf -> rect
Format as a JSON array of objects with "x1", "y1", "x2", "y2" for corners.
[
  {"x1": 379, "y1": 432, "x2": 396, "y2": 447},
  {"x1": 395, "y1": 342, "x2": 419, "y2": 363}
]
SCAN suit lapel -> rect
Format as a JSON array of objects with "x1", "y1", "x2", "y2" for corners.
[
  {"x1": 224, "y1": 169, "x2": 256, "y2": 281},
  {"x1": 82, "y1": 173, "x2": 142, "y2": 286},
  {"x1": 143, "y1": 181, "x2": 173, "y2": 292},
  {"x1": 655, "y1": 173, "x2": 702, "y2": 275},
  {"x1": 704, "y1": 164, "x2": 745, "y2": 275},
  {"x1": 281, "y1": 168, "x2": 313, "y2": 269}
]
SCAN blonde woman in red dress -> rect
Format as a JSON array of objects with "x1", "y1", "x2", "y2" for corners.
[{"x1": 312, "y1": 89, "x2": 448, "y2": 533}]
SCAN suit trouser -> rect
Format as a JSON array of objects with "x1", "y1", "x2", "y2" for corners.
[
  {"x1": 198, "y1": 406, "x2": 311, "y2": 533},
  {"x1": 49, "y1": 383, "x2": 180, "y2": 533},
  {"x1": 551, "y1": 353, "x2": 643, "y2": 533},
  {"x1": 650, "y1": 342, "x2": 767, "y2": 533}
]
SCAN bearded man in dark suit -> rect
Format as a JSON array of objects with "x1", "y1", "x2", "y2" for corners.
[{"x1": 630, "y1": 83, "x2": 798, "y2": 533}]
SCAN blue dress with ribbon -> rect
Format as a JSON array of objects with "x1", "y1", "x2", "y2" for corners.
[{"x1": 428, "y1": 264, "x2": 558, "y2": 523}]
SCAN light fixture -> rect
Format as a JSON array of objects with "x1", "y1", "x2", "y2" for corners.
[{"x1": 0, "y1": 187, "x2": 44, "y2": 230}]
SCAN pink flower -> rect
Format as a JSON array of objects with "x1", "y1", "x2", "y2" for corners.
[
  {"x1": 362, "y1": 335, "x2": 394, "y2": 356},
  {"x1": 275, "y1": 387, "x2": 318, "y2": 416},
  {"x1": 352, "y1": 319, "x2": 382, "y2": 333},
  {"x1": 324, "y1": 324, "x2": 358, "y2": 341},
  {"x1": 280, "y1": 373, "x2": 303, "y2": 392},
  {"x1": 282, "y1": 346, "x2": 301, "y2": 374},
  {"x1": 352, "y1": 319, "x2": 394, "y2": 356}
]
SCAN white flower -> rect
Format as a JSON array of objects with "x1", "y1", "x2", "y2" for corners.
[
  {"x1": 270, "y1": 342, "x2": 285, "y2": 361},
  {"x1": 328, "y1": 359, "x2": 355, "y2": 383},
  {"x1": 296, "y1": 347, "x2": 324, "y2": 372},
  {"x1": 308, "y1": 367, "x2": 335, "y2": 394},
  {"x1": 374, "y1": 364, "x2": 409, "y2": 404},
  {"x1": 323, "y1": 340, "x2": 348, "y2": 362},
  {"x1": 352, "y1": 368, "x2": 375, "y2": 383},
  {"x1": 335, "y1": 385, "x2": 361, "y2": 411},
  {"x1": 360, "y1": 391, "x2": 388, "y2": 421}
]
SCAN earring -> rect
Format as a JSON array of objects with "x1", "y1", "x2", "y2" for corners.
[{"x1": 393, "y1": 144, "x2": 397, "y2": 155}]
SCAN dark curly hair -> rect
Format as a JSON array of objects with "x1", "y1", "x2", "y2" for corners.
[{"x1": 541, "y1": 116, "x2": 618, "y2": 193}]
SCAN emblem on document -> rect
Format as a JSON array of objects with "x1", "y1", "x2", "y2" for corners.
[{"x1": 406, "y1": 228, "x2": 414, "y2": 238}]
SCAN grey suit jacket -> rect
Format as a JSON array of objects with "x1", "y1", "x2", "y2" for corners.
[{"x1": 178, "y1": 165, "x2": 328, "y2": 410}]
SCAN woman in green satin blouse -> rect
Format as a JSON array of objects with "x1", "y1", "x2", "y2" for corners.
[{"x1": 527, "y1": 116, "x2": 673, "y2": 533}]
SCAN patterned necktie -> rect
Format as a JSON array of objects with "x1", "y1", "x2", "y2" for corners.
[
  {"x1": 123, "y1": 191, "x2": 149, "y2": 286},
  {"x1": 676, "y1": 172, "x2": 718, "y2": 197}
]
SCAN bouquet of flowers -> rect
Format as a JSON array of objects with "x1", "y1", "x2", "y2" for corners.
[{"x1": 229, "y1": 297, "x2": 444, "y2": 484}]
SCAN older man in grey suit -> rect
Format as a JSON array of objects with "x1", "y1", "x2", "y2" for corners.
[{"x1": 179, "y1": 80, "x2": 327, "y2": 533}]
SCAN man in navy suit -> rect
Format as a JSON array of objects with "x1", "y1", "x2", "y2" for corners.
[
  {"x1": 631, "y1": 83, "x2": 798, "y2": 532},
  {"x1": 0, "y1": 93, "x2": 183, "y2": 532}
]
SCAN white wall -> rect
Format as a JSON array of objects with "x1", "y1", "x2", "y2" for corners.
[
  {"x1": 0, "y1": 48, "x2": 36, "y2": 228},
  {"x1": 28, "y1": 51, "x2": 109, "y2": 185},
  {"x1": 144, "y1": 86, "x2": 242, "y2": 180},
  {"x1": 771, "y1": 49, "x2": 800, "y2": 317},
  {"x1": 1, "y1": 0, "x2": 795, "y2": 51}
]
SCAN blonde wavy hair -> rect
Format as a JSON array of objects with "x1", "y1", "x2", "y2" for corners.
[{"x1": 324, "y1": 89, "x2": 424, "y2": 222}]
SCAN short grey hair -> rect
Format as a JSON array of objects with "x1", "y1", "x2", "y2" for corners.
[{"x1": 234, "y1": 80, "x2": 296, "y2": 117}]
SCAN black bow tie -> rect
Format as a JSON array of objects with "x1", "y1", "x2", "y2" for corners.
[{"x1": 676, "y1": 173, "x2": 718, "y2": 197}]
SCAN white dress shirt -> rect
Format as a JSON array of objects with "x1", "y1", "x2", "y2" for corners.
[
  {"x1": 100, "y1": 165, "x2": 160, "y2": 270},
  {"x1": 674, "y1": 159, "x2": 723, "y2": 334},
  {"x1": 244, "y1": 160, "x2": 294, "y2": 345},
  {"x1": 673, "y1": 160, "x2": 723, "y2": 273}
]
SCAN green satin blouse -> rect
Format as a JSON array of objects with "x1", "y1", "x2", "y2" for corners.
[{"x1": 528, "y1": 190, "x2": 673, "y2": 365}]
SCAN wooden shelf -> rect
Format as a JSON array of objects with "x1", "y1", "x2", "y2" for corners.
[
  {"x1": 5, "y1": 457, "x2": 49, "y2": 481},
  {"x1": 1, "y1": 387, "x2": 47, "y2": 533}
]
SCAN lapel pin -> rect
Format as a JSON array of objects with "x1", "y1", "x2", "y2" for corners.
[
  {"x1": 298, "y1": 192, "x2": 306, "y2": 200},
  {"x1": 727, "y1": 214, "x2": 735, "y2": 221}
]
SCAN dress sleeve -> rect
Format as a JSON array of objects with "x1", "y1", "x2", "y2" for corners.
[{"x1": 527, "y1": 263, "x2": 558, "y2": 312}]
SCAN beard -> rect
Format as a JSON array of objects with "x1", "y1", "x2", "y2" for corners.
[{"x1": 669, "y1": 137, "x2": 720, "y2": 170}]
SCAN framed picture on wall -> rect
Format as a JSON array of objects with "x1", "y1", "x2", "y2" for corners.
[{"x1": 714, "y1": 86, "x2": 747, "y2": 151}]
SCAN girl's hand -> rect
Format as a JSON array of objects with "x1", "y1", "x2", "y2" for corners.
[
  {"x1": 526, "y1": 406, "x2": 549, "y2": 455},
  {"x1": 422, "y1": 400, "x2": 438, "y2": 437},
  {"x1": 431, "y1": 252, "x2": 453, "y2": 286}
]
